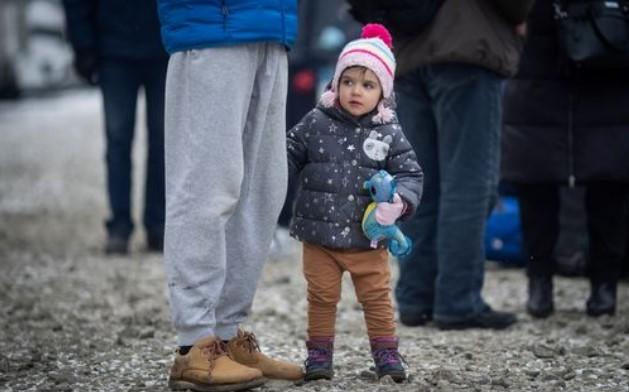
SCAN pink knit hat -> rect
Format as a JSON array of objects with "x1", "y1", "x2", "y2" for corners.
[{"x1": 320, "y1": 23, "x2": 396, "y2": 123}]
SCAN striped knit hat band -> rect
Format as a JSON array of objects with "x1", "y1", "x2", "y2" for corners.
[{"x1": 330, "y1": 24, "x2": 396, "y2": 99}]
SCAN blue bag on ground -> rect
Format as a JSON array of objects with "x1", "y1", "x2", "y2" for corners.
[{"x1": 484, "y1": 196, "x2": 526, "y2": 266}]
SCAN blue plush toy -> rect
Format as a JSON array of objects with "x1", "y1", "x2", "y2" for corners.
[{"x1": 361, "y1": 170, "x2": 412, "y2": 257}]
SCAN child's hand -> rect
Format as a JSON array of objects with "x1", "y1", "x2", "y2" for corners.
[{"x1": 375, "y1": 193, "x2": 405, "y2": 225}]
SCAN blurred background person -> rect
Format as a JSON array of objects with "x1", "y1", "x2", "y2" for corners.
[
  {"x1": 62, "y1": 0, "x2": 168, "y2": 254},
  {"x1": 501, "y1": 0, "x2": 629, "y2": 318}
]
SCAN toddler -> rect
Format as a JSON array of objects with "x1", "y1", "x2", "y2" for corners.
[{"x1": 286, "y1": 24, "x2": 423, "y2": 382}]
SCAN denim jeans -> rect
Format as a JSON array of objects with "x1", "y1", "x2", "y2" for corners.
[
  {"x1": 99, "y1": 58, "x2": 168, "y2": 238},
  {"x1": 394, "y1": 63, "x2": 504, "y2": 322}
]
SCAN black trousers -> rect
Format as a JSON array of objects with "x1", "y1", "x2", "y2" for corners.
[{"x1": 517, "y1": 183, "x2": 627, "y2": 283}]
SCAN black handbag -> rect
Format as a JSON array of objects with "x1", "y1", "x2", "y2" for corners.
[{"x1": 554, "y1": 0, "x2": 629, "y2": 69}]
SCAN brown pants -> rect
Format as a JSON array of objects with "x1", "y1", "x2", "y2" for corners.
[{"x1": 302, "y1": 242, "x2": 396, "y2": 339}]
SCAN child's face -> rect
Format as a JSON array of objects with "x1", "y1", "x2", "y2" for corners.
[{"x1": 338, "y1": 67, "x2": 382, "y2": 118}]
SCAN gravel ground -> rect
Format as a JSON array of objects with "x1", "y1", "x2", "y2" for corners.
[{"x1": 1, "y1": 90, "x2": 628, "y2": 392}]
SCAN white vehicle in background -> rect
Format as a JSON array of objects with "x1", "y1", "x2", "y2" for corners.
[{"x1": 0, "y1": 0, "x2": 74, "y2": 98}]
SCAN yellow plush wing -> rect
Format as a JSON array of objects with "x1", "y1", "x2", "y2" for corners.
[{"x1": 362, "y1": 202, "x2": 377, "y2": 228}]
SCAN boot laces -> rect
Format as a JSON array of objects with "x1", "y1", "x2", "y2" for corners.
[
  {"x1": 236, "y1": 331, "x2": 261, "y2": 353},
  {"x1": 374, "y1": 348, "x2": 407, "y2": 367},
  {"x1": 200, "y1": 340, "x2": 227, "y2": 374},
  {"x1": 305, "y1": 348, "x2": 331, "y2": 366}
]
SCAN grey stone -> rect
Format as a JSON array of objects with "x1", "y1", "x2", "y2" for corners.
[{"x1": 532, "y1": 344, "x2": 557, "y2": 359}]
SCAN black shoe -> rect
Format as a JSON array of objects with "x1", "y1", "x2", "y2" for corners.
[
  {"x1": 526, "y1": 275, "x2": 554, "y2": 318},
  {"x1": 105, "y1": 234, "x2": 129, "y2": 255},
  {"x1": 586, "y1": 281, "x2": 617, "y2": 317},
  {"x1": 399, "y1": 311, "x2": 433, "y2": 327},
  {"x1": 435, "y1": 308, "x2": 517, "y2": 330},
  {"x1": 147, "y1": 233, "x2": 164, "y2": 252}
]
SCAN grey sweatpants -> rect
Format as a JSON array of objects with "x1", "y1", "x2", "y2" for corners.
[{"x1": 163, "y1": 43, "x2": 288, "y2": 345}]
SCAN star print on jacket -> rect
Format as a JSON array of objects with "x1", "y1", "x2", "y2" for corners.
[{"x1": 286, "y1": 100, "x2": 424, "y2": 250}]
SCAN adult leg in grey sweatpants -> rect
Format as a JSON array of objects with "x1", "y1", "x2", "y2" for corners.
[{"x1": 163, "y1": 43, "x2": 288, "y2": 346}]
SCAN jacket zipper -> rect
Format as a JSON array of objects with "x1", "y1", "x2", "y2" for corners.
[
  {"x1": 221, "y1": 0, "x2": 228, "y2": 32},
  {"x1": 280, "y1": 0, "x2": 286, "y2": 45},
  {"x1": 567, "y1": 92, "x2": 575, "y2": 188}
]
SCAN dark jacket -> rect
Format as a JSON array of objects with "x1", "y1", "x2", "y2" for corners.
[
  {"x1": 157, "y1": 0, "x2": 298, "y2": 54},
  {"x1": 394, "y1": 0, "x2": 534, "y2": 77},
  {"x1": 501, "y1": 1, "x2": 629, "y2": 184},
  {"x1": 63, "y1": 0, "x2": 167, "y2": 59},
  {"x1": 287, "y1": 102, "x2": 423, "y2": 250}
]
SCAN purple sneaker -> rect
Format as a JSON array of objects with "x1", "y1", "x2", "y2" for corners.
[
  {"x1": 370, "y1": 337, "x2": 407, "y2": 382},
  {"x1": 304, "y1": 338, "x2": 334, "y2": 381}
]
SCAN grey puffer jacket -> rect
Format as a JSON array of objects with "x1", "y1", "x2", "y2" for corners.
[{"x1": 287, "y1": 102, "x2": 423, "y2": 250}]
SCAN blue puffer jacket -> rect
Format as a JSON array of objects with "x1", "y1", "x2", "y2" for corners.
[{"x1": 158, "y1": 0, "x2": 298, "y2": 54}]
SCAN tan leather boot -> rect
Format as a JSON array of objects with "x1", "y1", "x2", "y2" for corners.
[
  {"x1": 226, "y1": 331, "x2": 304, "y2": 381},
  {"x1": 168, "y1": 335, "x2": 266, "y2": 391}
]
